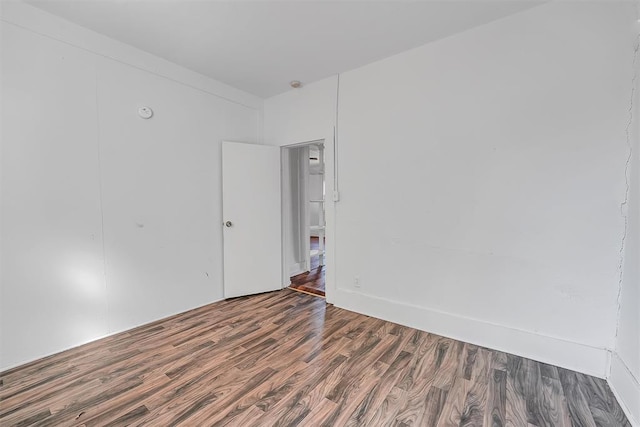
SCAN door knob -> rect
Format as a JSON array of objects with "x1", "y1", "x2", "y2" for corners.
[{"x1": 225, "y1": 221, "x2": 233, "y2": 228}]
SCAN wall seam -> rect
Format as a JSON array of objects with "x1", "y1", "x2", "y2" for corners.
[
  {"x1": 612, "y1": 15, "x2": 640, "y2": 368},
  {"x1": 94, "y1": 59, "x2": 110, "y2": 334}
]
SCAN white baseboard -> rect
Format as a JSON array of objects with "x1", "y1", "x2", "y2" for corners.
[
  {"x1": 608, "y1": 352, "x2": 640, "y2": 426},
  {"x1": 333, "y1": 288, "x2": 609, "y2": 378},
  {"x1": 288, "y1": 262, "x2": 306, "y2": 277},
  {"x1": 0, "y1": 297, "x2": 225, "y2": 373}
]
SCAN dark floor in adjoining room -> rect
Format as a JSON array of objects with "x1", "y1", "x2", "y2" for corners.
[
  {"x1": 0, "y1": 290, "x2": 631, "y2": 426},
  {"x1": 290, "y1": 266, "x2": 325, "y2": 297},
  {"x1": 289, "y1": 236, "x2": 325, "y2": 297}
]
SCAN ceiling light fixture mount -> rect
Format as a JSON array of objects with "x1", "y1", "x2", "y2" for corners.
[{"x1": 290, "y1": 80, "x2": 302, "y2": 89}]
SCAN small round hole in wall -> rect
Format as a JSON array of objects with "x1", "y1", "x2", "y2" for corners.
[{"x1": 138, "y1": 106, "x2": 153, "y2": 119}]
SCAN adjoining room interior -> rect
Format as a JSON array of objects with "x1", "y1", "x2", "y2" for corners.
[
  {"x1": 1, "y1": 1, "x2": 639, "y2": 426},
  {"x1": 284, "y1": 141, "x2": 327, "y2": 297}
]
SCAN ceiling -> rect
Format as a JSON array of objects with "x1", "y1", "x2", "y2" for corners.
[{"x1": 27, "y1": 1, "x2": 542, "y2": 98}]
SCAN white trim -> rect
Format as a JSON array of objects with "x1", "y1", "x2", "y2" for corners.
[
  {"x1": 280, "y1": 147, "x2": 292, "y2": 288},
  {"x1": 608, "y1": 352, "x2": 640, "y2": 426},
  {"x1": 323, "y1": 128, "x2": 337, "y2": 304},
  {"x1": 280, "y1": 142, "x2": 316, "y2": 288},
  {"x1": 332, "y1": 288, "x2": 609, "y2": 378},
  {"x1": 0, "y1": 2, "x2": 262, "y2": 110},
  {"x1": 282, "y1": 139, "x2": 326, "y2": 148},
  {"x1": 0, "y1": 298, "x2": 225, "y2": 373},
  {"x1": 301, "y1": 146, "x2": 311, "y2": 275},
  {"x1": 289, "y1": 262, "x2": 306, "y2": 277},
  {"x1": 280, "y1": 135, "x2": 335, "y2": 303}
]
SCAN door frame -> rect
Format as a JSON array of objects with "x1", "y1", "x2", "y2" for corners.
[
  {"x1": 281, "y1": 144, "x2": 311, "y2": 278},
  {"x1": 280, "y1": 130, "x2": 336, "y2": 304}
]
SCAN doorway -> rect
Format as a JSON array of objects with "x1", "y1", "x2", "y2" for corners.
[{"x1": 281, "y1": 141, "x2": 326, "y2": 297}]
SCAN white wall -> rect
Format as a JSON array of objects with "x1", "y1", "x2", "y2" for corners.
[
  {"x1": 263, "y1": 76, "x2": 337, "y2": 146},
  {"x1": 610, "y1": 24, "x2": 640, "y2": 424},
  {"x1": 2, "y1": 1, "x2": 637, "y2": 402},
  {"x1": 1, "y1": 20, "x2": 108, "y2": 369},
  {"x1": 0, "y1": 3, "x2": 260, "y2": 370},
  {"x1": 264, "y1": 2, "x2": 636, "y2": 378}
]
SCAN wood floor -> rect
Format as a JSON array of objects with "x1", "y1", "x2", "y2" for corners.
[
  {"x1": 290, "y1": 237, "x2": 325, "y2": 297},
  {"x1": 0, "y1": 290, "x2": 630, "y2": 427},
  {"x1": 290, "y1": 267, "x2": 325, "y2": 297}
]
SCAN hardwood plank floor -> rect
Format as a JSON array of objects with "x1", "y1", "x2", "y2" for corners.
[
  {"x1": 290, "y1": 267, "x2": 325, "y2": 297},
  {"x1": 290, "y1": 237, "x2": 325, "y2": 297},
  {"x1": 0, "y1": 290, "x2": 631, "y2": 426}
]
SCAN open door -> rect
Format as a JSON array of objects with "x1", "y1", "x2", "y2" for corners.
[{"x1": 222, "y1": 141, "x2": 282, "y2": 298}]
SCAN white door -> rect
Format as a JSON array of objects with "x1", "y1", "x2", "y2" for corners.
[{"x1": 222, "y1": 141, "x2": 282, "y2": 298}]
